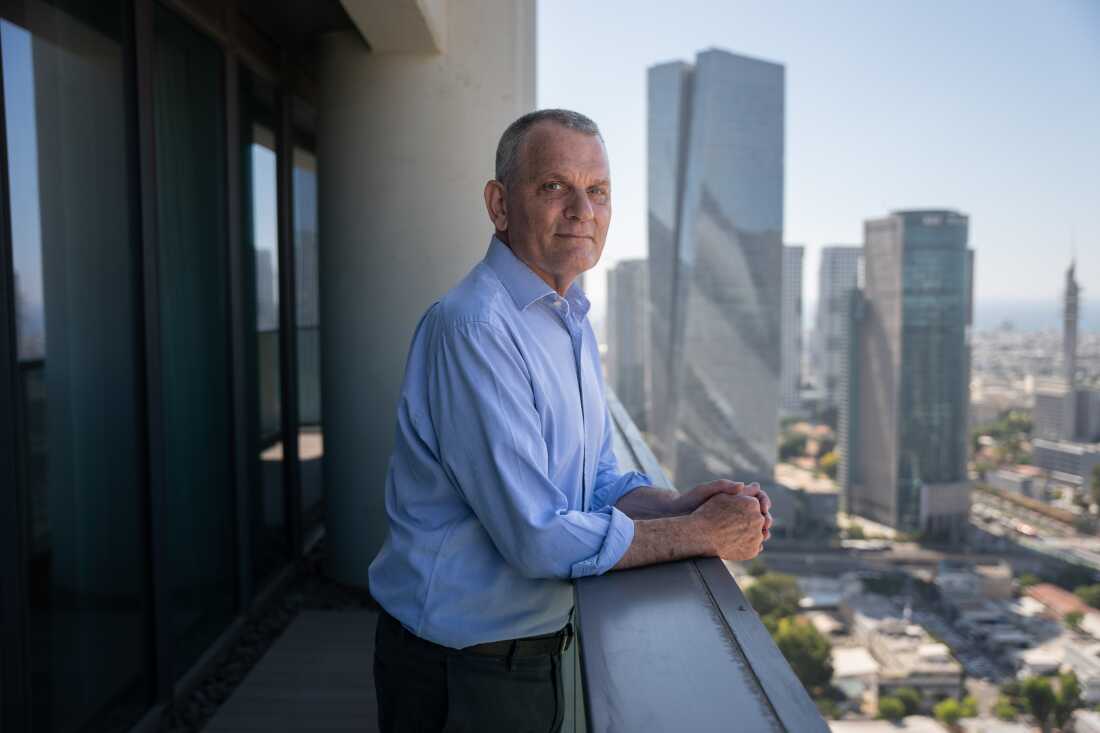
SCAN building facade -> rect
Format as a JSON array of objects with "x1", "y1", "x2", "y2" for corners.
[
  {"x1": 781, "y1": 244, "x2": 804, "y2": 416},
  {"x1": 812, "y1": 246, "x2": 862, "y2": 411},
  {"x1": 1032, "y1": 262, "x2": 1100, "y2": 486},
  {"x1": 606, "y1": 259, "x2": 649, "y2": 431},
  {"x1": 841, "y1": 210, "x2": 974, "y2": 536},
  {"x1": 647, "y1": 48, "x2": 784, "y2": 486},
  {"x1": 0, "y1": 1, "x2": 535, "y2": 730}
]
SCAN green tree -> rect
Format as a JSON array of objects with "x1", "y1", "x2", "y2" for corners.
[
  {"x1": 1017, "y1": 573, "x2": 1041, "y2": 591},
  {"x1": 960, "y1": 696, "x2": 978, "y2": 718},
  {"x1": 820, "y1": 451, "x2": 839, "y2": 479},
  {"x1": 877, "y1": 696, "x2": 905, "y2": 721},
  {"x1": 1075, "y1": 584, "x2": 1100, "y2": 610},
  {"x1": 1054, "y1": 671, "x2": 1083, "y2": 731},
  {"x1": 893, "y1": 687, "x2": 922, "y2": 716},
  {"x1": 773, "y1": 617, "x2": 833, "y2": 693},
  {"x1": 1065, "y1": 610, "x2": 1085, "y2": 631},
  {"x1": 746, "y1": 558, "x2": 768, "y2": 577},
  {"x1": 780, "y1": 432, "x2": 808, "y2": 460},
  {"x1": 746, "y1": 573, "x2": 802, "y2": 622},
  {"x1": 993, "y1": 697, "x2": 1017, "y2": 721},
  {"x1": 1023, "y1": 676, "x2": 1056, "y2": 732},
  {"x1": 934, "y1": 698, "x2": 962, "y2": 728},
  {"x1": 1091, "y1": 464, "x2": 1100, "y2": 508}
]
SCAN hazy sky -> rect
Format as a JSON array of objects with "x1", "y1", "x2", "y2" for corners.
[{"x1": 537, "y1": 0, "x2": 1100, "y2": 327}]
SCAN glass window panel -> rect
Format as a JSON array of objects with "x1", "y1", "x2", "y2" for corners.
[
  {"x1": 152, "y1": 5, "x2": 237, "y2": 674},
  {"x1": 241, "y1": 74, "x2": 287, "y2": 586},
  {"x1": 293, "y1": 141, "x2": 323, "y2": 525},
  {"x1": 1, "y1": 3, "x2": 152, "y2": 730}
]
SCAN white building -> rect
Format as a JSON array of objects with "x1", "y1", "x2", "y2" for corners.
[
  {"x1": 812, "y1": 245, "x2": 861, "y2": 409},
  {"x1": 1064, "y1": 641, "x2": 1100, "y2": 704},
  {"x1": 782, "y1": 244, "x2": 804, "y2": 416},
  {"x1": 832, "y1": 646, "x2": 880, "y2": 712}
]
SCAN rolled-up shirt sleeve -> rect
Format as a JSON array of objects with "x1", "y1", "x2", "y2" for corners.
[
  {"x1": 590, "y1": 399, "x2": 652, "y2": 512},
  {"x1": 429, "y1": 320, "x2": 634, "y2": 580}
]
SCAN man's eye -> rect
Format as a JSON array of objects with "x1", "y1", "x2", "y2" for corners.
[
  {"x1": 543, "y1": 182, "x2": 563, "y2": 191},
  {"x1": 588, "y1": 187, "x2": 608, "y2": 197}
]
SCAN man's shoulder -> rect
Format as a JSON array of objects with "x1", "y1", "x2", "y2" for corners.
[{"x1": 433, "y1": 261, "x2": 516, "y2": 333}]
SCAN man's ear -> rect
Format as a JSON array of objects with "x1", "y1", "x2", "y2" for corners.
[{"x1": 483, "y1": 179, "x2": 508, "y2": 232}]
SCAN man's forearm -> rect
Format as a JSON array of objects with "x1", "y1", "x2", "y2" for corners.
[
  {"x1": 613, "y1": 486, "x2": 683, "y2": 519},
  {"x1": 611, "y1": 514, "x2": 710, "y2": 570}
]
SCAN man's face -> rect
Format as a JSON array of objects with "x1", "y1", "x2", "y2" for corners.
[{"x1": 492, "y1": 122, "x2": 611, "y2": 292}]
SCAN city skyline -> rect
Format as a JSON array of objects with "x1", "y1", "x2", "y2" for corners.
[{"x1": 538, "y1": 1, "x2": 1100, "y2": 329}]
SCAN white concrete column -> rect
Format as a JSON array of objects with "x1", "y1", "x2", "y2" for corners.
[{"x1": 317, "y1": 1, "x2": 536, "y2": 587}]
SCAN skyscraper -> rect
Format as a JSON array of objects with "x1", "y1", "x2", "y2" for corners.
[
  {"x1": 781, "y1": 245, "x2": 804, "y2": 416},
  {"x1": 841, "y1": 210, "x2": 973, "y2": 537},
  {"x1": 1033, "y1": 262, "x2": 1100, "y2": 483},
  {"x1": 607, "y1": 259, "x2": 649, "y2": 431},
  {"x1": 1034, "y1": 263, "x2": 1084, "y2": 441},
  {"x1": 648, "y1": 49, "x2": 784, "y2": 486},
  {"x1": 812, "y1": 246, "x2": 862, "y2": 410}
]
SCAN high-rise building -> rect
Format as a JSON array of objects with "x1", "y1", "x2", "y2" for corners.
[
  {"x1": 1034, "y1": 262, "x2": 1088, "y2": 441},
  {"x1": 812, "y1": 246, "x2": 862, "y2": 410},
  {"x1": 647, "y1": 49, "x2": 784, "y2": 486},
  {"x1": 841, "y1": 210, "x2": 973, "y2": 537},
  {"x1": 1033, "y1": 261, "x2": 1100, "y2": 485},
  {"x1": 607, "y1": 259, "x2": 649, "y2": 430},
  {"x1": 781, "y1": 245, "x2": 804, "y2": 416}
]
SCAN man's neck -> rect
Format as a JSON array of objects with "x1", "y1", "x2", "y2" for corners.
[{"x1": 496, "y1": 232, "x2": 574, "y2": 298}]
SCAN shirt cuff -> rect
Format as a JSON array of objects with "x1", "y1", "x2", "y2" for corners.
[
  {"x1": 569, "y1": 507, "x2": 635, "y2": 579},
  {"x1": 590, "y1": 470, "x2": 652, "y2": 511}
]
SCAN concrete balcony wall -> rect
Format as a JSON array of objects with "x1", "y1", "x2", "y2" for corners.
[{"x1": 316, "y1": 1, "x2": 536, "y2": 586}]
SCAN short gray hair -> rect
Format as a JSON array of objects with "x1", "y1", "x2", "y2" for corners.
[{"x1": 494, "y1": 109, "x2": 603, "y2": 188}]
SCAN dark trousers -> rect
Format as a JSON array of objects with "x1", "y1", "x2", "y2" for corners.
[{"x1": 373, "y1": 611, "x2": 565, "y2": 733}]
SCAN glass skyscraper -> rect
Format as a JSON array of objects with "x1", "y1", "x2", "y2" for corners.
[
  {"x1": 842, "y1": 210, "x2": 973, "y2": 535},
  {"x1": 647, "y1": 49, "x2": 784, "y2": 487},
  {"x1": 607, "y1": 259, "x2": 649, "y2": 431}
]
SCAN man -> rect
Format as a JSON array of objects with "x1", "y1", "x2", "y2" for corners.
[{"x1": 369, "y1": 109, "x2": 773, "y2": 732}]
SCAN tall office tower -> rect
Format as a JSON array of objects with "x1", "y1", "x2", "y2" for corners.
[
  {"x1": 256, "y1": 248, "x2": 278, "y2": 331},
  {"x1": 842, "y1": 210, "x2": 973, "y2": 537},
  {"x1": 1033, "y1": 261, "x2": 1100, "y2": 482},
  {"x1": 812, "y1": 246, "x2": 862, "y2": 410},
  {"x1": 1065, "y1": 262, "x2": 1079, "y2": 387},
  {"x1": 647, "y1": 49, "x2": 784, "y2": 486},
  {"x1": 1035, "y1": 262, "x2": 1083, "y2": 441},
  {"x1": 781, "y1": 245, "x2": 804, "y2": 416},
  {"x1": 607, "y1": 259, "x2": 649, "y2": 431}
]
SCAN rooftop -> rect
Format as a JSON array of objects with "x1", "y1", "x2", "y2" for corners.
[
  {"x1": 1027, "y1": 583, "x2": 1095, "y2": 617},
  {"x1": 832, "y1": 646, "x2": 879, "y2": 678}
]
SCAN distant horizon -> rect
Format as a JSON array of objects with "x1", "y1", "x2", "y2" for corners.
[{"x1": 539, "y1": 1, "x2": 1100, "y2": 331}]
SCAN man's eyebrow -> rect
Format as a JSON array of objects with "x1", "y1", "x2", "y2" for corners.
[{"x1": 534, "y1": 171, "x2": 610, "y2": 187}]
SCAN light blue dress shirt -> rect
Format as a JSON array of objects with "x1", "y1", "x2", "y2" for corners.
[{"x1": 368, "y1": 236, "x2": 650, "y2": 649}]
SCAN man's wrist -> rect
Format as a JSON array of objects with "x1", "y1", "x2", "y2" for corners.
[{"x1": 674, "y1": 512, "x2": 713, "y2": 557}]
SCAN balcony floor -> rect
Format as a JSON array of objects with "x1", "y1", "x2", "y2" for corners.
[{"x1": 202, "y1": 610, "x2": 380, "y2": 733}]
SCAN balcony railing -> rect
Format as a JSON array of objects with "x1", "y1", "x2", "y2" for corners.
[{"x1": 576, "y1": 388, "x2": 830, "y2": 732}]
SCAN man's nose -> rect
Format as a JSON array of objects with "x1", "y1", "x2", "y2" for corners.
[{"x1": 564, "y1": 189, "x2": 595, "y2": 222}]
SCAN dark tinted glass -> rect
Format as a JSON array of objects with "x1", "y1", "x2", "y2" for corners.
[
  {"x1": 1, "y1": 2, "x2": 152, "y2": 729},
  {"x1": 241, "y1": 72, "x2": 287, "y2": 586},
  {"x1": 293, "y1": 137, "x2": 323, "y2": 526},
  {"x1": 152, "y1": 5, "x2": 237, "y2": 674}
]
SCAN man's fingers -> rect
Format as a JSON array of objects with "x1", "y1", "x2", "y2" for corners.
[{"x1": 748, "y1": 483, "x2": 771, "y2": 513}]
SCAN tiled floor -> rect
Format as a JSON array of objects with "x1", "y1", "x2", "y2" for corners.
[{"x1": 203, "y1": 610, "x2": 379, "y2": 732}]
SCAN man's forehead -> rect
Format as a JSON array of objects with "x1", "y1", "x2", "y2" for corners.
[{"x1": 521, "y1": 122, "x2": 609, "y2": 179}]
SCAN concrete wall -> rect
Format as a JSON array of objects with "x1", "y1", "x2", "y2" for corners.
[{"x1": 317, "y1": 1, "x2": 536, "y2": 586}]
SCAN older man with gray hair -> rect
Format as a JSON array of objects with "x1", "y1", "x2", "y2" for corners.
[{"x1": 368, "y1": 109, "x2": 772, "y2": 732}]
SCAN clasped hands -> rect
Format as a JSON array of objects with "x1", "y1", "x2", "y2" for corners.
[{"x1": 674, "y1": 480, "x2": 773, "y2": 561}]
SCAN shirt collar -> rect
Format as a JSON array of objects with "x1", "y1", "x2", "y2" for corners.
[{"x1": 485, "y1": 236, "x2": 591, "y2": 318}]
